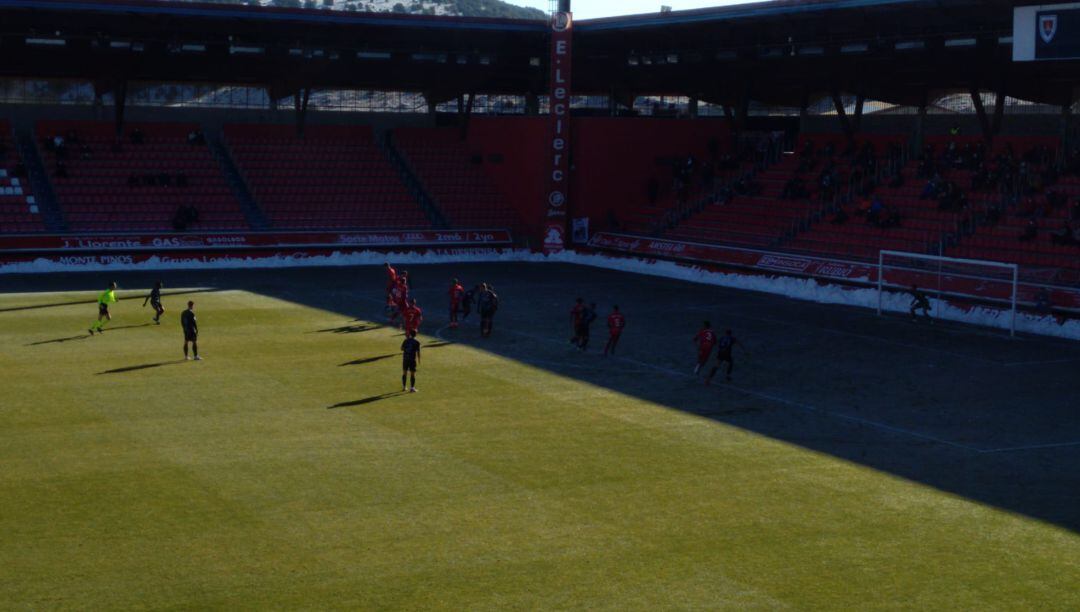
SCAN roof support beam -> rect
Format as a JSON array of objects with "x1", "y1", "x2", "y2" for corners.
[
  {"x1": 830, "y1": 90, "x2": 854, "y2": 142},
  {"x1": 294, "y1": 86, "x2": 311, "y2": 138},
  {"x1": 113, "y1": 79, "x2": 127, "y2": 141},
  {"x1": 969, "y1": 88, "x2": 992, "y2": 145}
]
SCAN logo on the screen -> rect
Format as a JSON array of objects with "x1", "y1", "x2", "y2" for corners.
[
  {"x1": 552, "y1": 12, "x2": 572, "y2": 32},
  {"x1": 1041, "y1": 15, "x2": 1058, "y2": 44}
]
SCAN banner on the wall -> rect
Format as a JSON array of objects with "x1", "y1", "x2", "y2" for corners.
[{"x1": 543, "y1": 10, "x2": 573, "y2": 254}]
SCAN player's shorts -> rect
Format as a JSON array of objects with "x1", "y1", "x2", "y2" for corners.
[
  {"x1": 98, "y1": 304, "x2": 109, "y2": 316},
  {"x1": 716, "y1": 351, "x2": 733, "y2": 363},
  {"x1": 150, "y1": 299, "x2": 162, "y2": 309},
  {"x1": 698, "y1": 347, "x2": 714, "y2": 363},
  {"x1": 183, "y1": 329, "x2": 197, "y2": 342},
  {"x1": 450, "y1": 301, "x2": 460, "y2": 312},
  {"x1": 479, "y1": 308, "x2": 494, "y2": 319},
  {"x1": 609, "y1": 330, "x2": 622, "y2": 338},
  {"x1": 403, "y1": 358, "x2": 417, "y2": 372},
  {"x1": 576, "y1": 324, "x2": 590, "y2": 337}
]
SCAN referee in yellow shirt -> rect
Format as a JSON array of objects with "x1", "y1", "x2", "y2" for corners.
[{"x1": 89, "y1": 282, "x2": 118, "y2": 335}]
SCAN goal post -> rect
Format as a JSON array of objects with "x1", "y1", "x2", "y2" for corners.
[{"x1": 877, "y1": 250, "x2": 1020, "y2": 336}]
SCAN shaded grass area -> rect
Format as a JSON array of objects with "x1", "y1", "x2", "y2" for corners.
[{"x1": 1, "y1": 274, "x2": 1078, "y2": 609}]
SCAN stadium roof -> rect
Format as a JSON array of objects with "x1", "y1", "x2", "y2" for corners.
[{"x1": 0, "y1": 0, "x2": 1076, "y2": 108}]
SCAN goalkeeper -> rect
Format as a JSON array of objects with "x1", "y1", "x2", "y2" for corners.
[
  {"x1": 89, "y1": 282, "x2": 118, "y2": 335},
  {"x1": 909, "y1": 285, "x2": 932, "y2": 323}
]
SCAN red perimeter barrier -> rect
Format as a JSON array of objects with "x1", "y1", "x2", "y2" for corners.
[
  {"x1": 588, "y1": 232, "x2": 1080, "y2": 312},
  {"x1": 0, "y1": 229, "x2": 513, "y2": 266}
]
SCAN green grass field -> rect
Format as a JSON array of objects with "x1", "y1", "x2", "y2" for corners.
[{"x1": 2, "y1": 275, "x2": 1079, "y2": 609}]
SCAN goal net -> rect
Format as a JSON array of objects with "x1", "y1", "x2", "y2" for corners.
[{"x1": 877, "y1": 250, "x2": 1019, "y2": 336}]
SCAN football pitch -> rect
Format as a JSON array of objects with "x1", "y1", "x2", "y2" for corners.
[{"x1": 2, "y1": 262, "x2": 1079, "y2": 609}]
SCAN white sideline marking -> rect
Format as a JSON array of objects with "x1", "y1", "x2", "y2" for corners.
[{"x1": 979, "y1": 441, "x2": 1080, "y2": 454}]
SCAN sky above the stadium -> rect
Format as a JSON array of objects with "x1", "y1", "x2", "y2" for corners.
[{"x1": 517, "y1": 0, "x2": 761, "y2": 20}]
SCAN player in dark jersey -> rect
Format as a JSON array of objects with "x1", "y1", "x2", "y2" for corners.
[
  {"x1": 704, "y1": 329, "x2": 746, "y2": 384},
  {"x1": 569, "y1": 297, "x2": 585, "y2": 346},
  {"x1": 449, "y1": 278, "x2": 465, "y2": 329},
  {"x1": 477, "y1": 283, "x2": 499, "y2": 338},
  {"x1": 181, "y1": 300, "x2": 200, "y2": 361},
  {"x1": 909, "y1": 285, "x2": 933, "y2": 323},
  {"x1": 603, "y1": 305, "x2": 626, "y2": 356},
  {"x1": 143, "y1": 280, "x2": 164, "y2": 324},
  {"x1": 461, "y1": 285, "x2": 478, "y2": 322},
  {"x1": 693, "y1": 321, "x2": 717, "y2": 374},
  {"x1": 576, "y1": 302, "x2": 598, "y2": 351},
  {"x1": 401, "y1": 330, "x2": 421, "y2": 392}
]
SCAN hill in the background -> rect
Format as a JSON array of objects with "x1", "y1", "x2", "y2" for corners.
[{"x1": 192, "y1": 0, "x2": 546, "y2": 20}]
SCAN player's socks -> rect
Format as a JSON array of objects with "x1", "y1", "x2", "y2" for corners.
[
  {"x1": 402, "y1": 375, "x2": 407, "y2": 391},
  {"x1": 194, "y1": 355, "x2": 202, "y2": 361}
]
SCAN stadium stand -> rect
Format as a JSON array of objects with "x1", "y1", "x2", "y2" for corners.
[
  {"x1": 392, "y1": 128, "x2": 520, "y2": 230},
  {"x1": 36, "y1": 121, "x2": 246, "y2": 232},
  {"x1": 224, "y1": 124, "x2": 428, "y2": 230},
  {"x1": 0, "y1": 121, "x2": 44, "y2": 233}
]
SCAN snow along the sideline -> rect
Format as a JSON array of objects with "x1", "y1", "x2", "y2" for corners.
[{"x1": 3, "y1": 248, "x2": 1077, "y2": 340}]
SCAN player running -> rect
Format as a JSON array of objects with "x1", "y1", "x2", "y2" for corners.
[
  {"x1": 401, "y1": 330, "x2": 421, "y2": 392},
  {"x1": 181, "y1": 300, "x2": 200, "y2": 360},
  {"x1": 569, "y1": 297, "x2": 585, "y2": 346},
  {"x1": 603, "y1": 305, "x2": 626, "y2": 356},
  {"x1": 143, "y1": 280, "x2": 164, "y2": 324},
  {"x1": 576, "y1": 302, "x2": 598, "y2": 351},
  {"x1": 403, "y1": 297, "x2": 424, "y2": 336},
  {"x1": 477, "y1": 283, "x2": 499, "y2": 338},
  {"x1": 88, "y1": 282, "x2": 118, "y2": 335},
  {"x1": 909, "y1": 285, "x2": 933, "y2": 323},
  {"x1": 693, "y1": 321, "x2": 717, "y2": 374},
  {"x1": 448, "y1": 278, "x2": 465, "y2": 328},
  {"x1": 704, "y1": 329, "x2": 747, "y2": 384}
]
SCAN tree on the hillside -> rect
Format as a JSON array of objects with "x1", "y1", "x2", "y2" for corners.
[{"x1": 392, "y1": 2, "x2": 407, "y2": 12}]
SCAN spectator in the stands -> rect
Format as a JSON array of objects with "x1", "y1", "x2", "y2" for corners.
[
  {"x1": 1035, "y1": 288, "x2": 1053, "y2": 315},
  {"x1": 646, "y1": 178, "x2": 659, "y2": 204},
  {"x1": 158, "y1": 172, "x2": 172, "y2": 187},
  {"x1": 172, "y1": 203, "x2": 199, "y2": 231},
  {"x1": 187, "y1": 130, "x2": 205, "y2": 145},
  {"x1": 79, "y1": 143, "x2": 92, "y2": 160},
  {"x1": 54, "y1": 159, "x2": 67, "y2": 178},
  {"x1": 52, "y1": 134, "x2": 64, "y2": 150},
  {"x1": 920, "y1": 174, "x2": 940, "y2": 200},
  {"x1": 867, "y1": 195, "x2": 885, "y2": 225},
  {"x1": 1019, "y1": 218, "x2": 1038, "y2": 242},
  {"x1": 65, "y1": 129, "x2": 79, "y2": 144},
  {"x1": 985, "y1": 204, "x2": 1001, "y2": 227},
  {"x1": 1051, "y1": 220, "x2": 1076, "y2": 246},
  {"x1": 1071, "y1": 199, "x2": 1080, "y2": 222},
  {"x1": 12, "y1": 160, "x2": 27, "y2": 178},
  {"x1": 831, "y1": 205, "x2": 849, "y2": 225},
  {"x1": 130, "y1": 127, "x2": 144, "y2": 145}
]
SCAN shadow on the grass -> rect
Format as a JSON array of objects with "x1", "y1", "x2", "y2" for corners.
[
  {"x1": 328, "y1": 392, "x2": 404, "y2": 409},
  {"x1": 97, "y1": 360, "x2": 187, "y2": 375},
  {"x1": 312, "y1": 324, "x2": 381, "y2": 334},
  {"x1": 25, "y1": 334, "x2": 91, "y2": 346},
  {"x1": 1, "y1": 288, "x2": 218, "y2": 313},
  {"x1": 339, "y1": 354, "x2": 396, "y2": 367}
]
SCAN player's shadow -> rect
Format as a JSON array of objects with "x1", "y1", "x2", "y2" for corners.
[
  {"x1": 328, "y1": 392, "x2": 403, "y2": 409},
  {"x1": 313, "y1": 324, "x2": 381, "y2": 334},
  {"x1": 339, "y1": 354, "x2": 396, "y2": 367},
  {"x1": 0, "y1": 288, "x2": 218, "y2": 313},
  {"x1": 25, "y1": 334, "x2": 91, "y2": 346},
  {"x1": 97, "y1": 360, "x2": 185, "y2": 375}
]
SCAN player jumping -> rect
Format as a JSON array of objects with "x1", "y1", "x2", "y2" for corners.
[
  {"x1": 383, "y1": 262, "x2": 398, "y2": 316},
  {"x1": 603, "y1": 305, "x2": 626, "y2": 356},
  {"x1": 693, "y1": 321, "x2": 717, "y2": 374},
  {"x1": 143, "y1": 280, "x2": 164, "y2": 324},
  {"x1": 181, "y1": 300, "x2": 200, "y2": 360},
  {"x1": 401, "y1": 330, "x2": 421, "y2": 392},
  {"x1": 909, "y1": 285, "x2": 933, "y2": 323},
  {"x1": 449, "y1": 278, "x2": 465, "y2": 328},
  {"x1": 88, "y1": 282, "x2": 118, "y2": 335},
  {"x1": 389, "y1": 273, "x2": 409, "y2": 327},
  {"x1": 704, "y1": 329, "x2": 747, "y2": 384}
]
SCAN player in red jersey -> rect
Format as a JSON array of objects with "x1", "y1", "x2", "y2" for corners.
[
  {"x1": 403, "y1": 298, "x2": 423, "y2": 336},
  {"x1": 383, "y1": 263, "x2": 398, "y2": 316},
  {"x1": 389, "y1": 274, "x2": 409, "y2": 327},
  {"x1": 569, "y1": 297, "x2": 585, "y2": 346},
  {"x1": 704, "y1": 329, "x2": 748, "y2": 384},
  {"x1": 448, "y1": 278, "x2": 465, "y2": 329},
  {"x1": 603, "y1": 305, "x2": 626, "y2": 356},
  {"x1": 693, "y1": 321, "x2": 717, "y2": 374}
]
